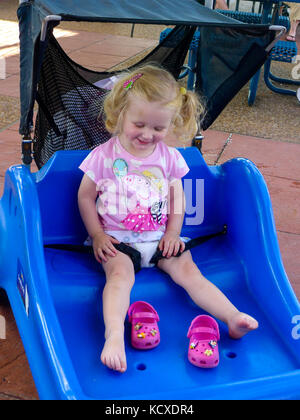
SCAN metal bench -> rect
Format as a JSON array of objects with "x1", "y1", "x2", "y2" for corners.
[{"x1": 263, "y1": 40, "x2": 299, "y2": 97}]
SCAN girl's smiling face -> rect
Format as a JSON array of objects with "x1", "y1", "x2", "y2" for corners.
[{"x1": 119, "y1": 96, "x2": 174, "y2": 157}]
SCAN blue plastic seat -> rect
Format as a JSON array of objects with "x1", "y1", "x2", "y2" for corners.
[{"x1": 1, "y1": 148, "x2": 300, "y2": 399}]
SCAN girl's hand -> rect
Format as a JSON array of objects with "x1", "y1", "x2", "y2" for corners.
[
  {"x1": 92, "y1": 232, "x2": 120, "y2": 263},
  {"x1": 159, "y1": 231, "x2": 185, "y2": 259}
]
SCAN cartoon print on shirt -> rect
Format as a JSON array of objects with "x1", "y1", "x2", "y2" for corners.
[
  {"x1": 117, "y1": 166, "x2": 168, "y2": 232},
  {"x1": 112, "y1": 158, "x2": 128, "y2": 179}
]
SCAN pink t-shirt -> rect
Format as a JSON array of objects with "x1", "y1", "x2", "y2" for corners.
[{"x1": 79, "y1": 136, "x2": 189, "y2": 241}]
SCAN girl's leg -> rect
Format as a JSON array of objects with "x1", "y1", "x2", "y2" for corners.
[
  {"x1": 101, "y1": 252, "x2": 135, "y2": 372},
  {"x1": 214, "y1": 0, "x2": 229, "y2": 10},
  {"x1": 287, "y1": 20, "x2": 299, "y2": 39},
  {"x1": 158, "y1": 251, "x2": 258, "y2": 338}
]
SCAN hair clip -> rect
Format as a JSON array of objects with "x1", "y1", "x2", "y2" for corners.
[
  {"x1": 180, "y1": 87, "x2": 187, "y2": 95},
  {"x1": 123, "y1": 73, "x2": 143, "y2": 90}
]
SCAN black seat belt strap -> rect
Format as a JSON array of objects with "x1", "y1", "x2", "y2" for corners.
[
  {"x1": 150, "y1": 225, "x2": 227, "y2": 265},
  {"x1": 44, "y1": 242, "x2": 142, "y2": 273}
]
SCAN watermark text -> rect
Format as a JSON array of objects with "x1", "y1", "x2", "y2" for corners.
[
  {"x1": 292, "y1": 55, "x2": 300, "y2": 80},
  {"x1": 291, "y1": 315, "x2": 300, "y2": 340},
  {"x1": 0, "y1": 57, "x2": 6, "y2": 80},
  {"x1": 0, "y1": 315, "x2": 6, "y2": 340}
]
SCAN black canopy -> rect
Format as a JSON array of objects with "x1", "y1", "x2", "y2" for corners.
[
  {"x1": 18, "y1": 0, "x2": 275, "y2": 166},
  {"x1": 27, "y1": 0, "x2": 246, "y2": 25}
]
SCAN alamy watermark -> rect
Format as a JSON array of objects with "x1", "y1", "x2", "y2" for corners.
[
  {"x1": 0, "y1": 57, "x2": 6, "y2": 80},
  {"x1": 97, "y1": 177, "x2": 205, "y2": 226},
  {"x1": 184, "y1": 179, "x2": 204, "y2": 225},
  {"x1": 291, "y1": 315, "x2": 300, "y2": 340},
  {"x1": 0, "y1": 315, "x2": 6, "y2": 340},
  {"x1": 291, "y1": 55, "x2": 300, "y2": 81}
]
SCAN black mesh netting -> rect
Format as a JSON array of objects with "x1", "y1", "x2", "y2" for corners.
[{"x1": 34, "y1": 26, "x2": 196, "y2": 168}]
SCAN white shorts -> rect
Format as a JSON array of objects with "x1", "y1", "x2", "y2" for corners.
[
  {"x1": 106, "y1": 230, "x2": 163, "y2": 268},
  {"x1": 127, "y1": 236, "x2": 190, "y2": 268},
  {"x1": 86, "y1": 231, "x2": 189, "y2": 269},
  {"x1": 128, "y1": 241, "x2": 160, "y2": 268},
  {"x1": 84, "y1": 233, "x2": 161, "y2": 268}
]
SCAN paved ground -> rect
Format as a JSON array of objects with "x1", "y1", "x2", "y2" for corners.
[{"x1": 0, "y1": 0, "x2": 299, "y2": 400}]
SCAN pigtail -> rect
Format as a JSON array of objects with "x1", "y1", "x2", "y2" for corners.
[
  {"x1": 173, "y1": 89, "x2": 205, "y2": 144},
  {"x1": 103, "y1": 75, "x2": 129, "y2": 134}
]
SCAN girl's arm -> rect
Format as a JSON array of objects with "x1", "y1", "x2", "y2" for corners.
[
  {"x1": 159, "y1": 179, "x2": 186, "y2": 258},
  {"x1": 78, "y1": 174, "x2": 103, "y2": 239},
  {"x1": 78, "y1": 174, "x2": 119, "y2": 262}
]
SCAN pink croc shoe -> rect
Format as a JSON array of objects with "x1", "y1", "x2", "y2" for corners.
[
  {"x1": 187, "y1": 315, "x2": 220, "y2": 368},
  {"x1": 128, "y1": 301, "x2": 160, "y2": 350}
]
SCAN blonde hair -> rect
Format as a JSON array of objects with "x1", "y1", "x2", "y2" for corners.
[{"x1": 103, "y1": 64, "x2": 205, "y2": 144}]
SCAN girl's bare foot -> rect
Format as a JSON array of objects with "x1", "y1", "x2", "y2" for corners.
[
  {"x1": 228, "y1": 312, "x2": 258, "y2": 339},
  {"x1": 100, "y1": 331, "x2": 127, "y2": 372}
]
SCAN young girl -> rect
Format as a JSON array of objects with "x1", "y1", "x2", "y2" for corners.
[{"x1": 78, "y1": 64, "x2": 258, "y2": 373}]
